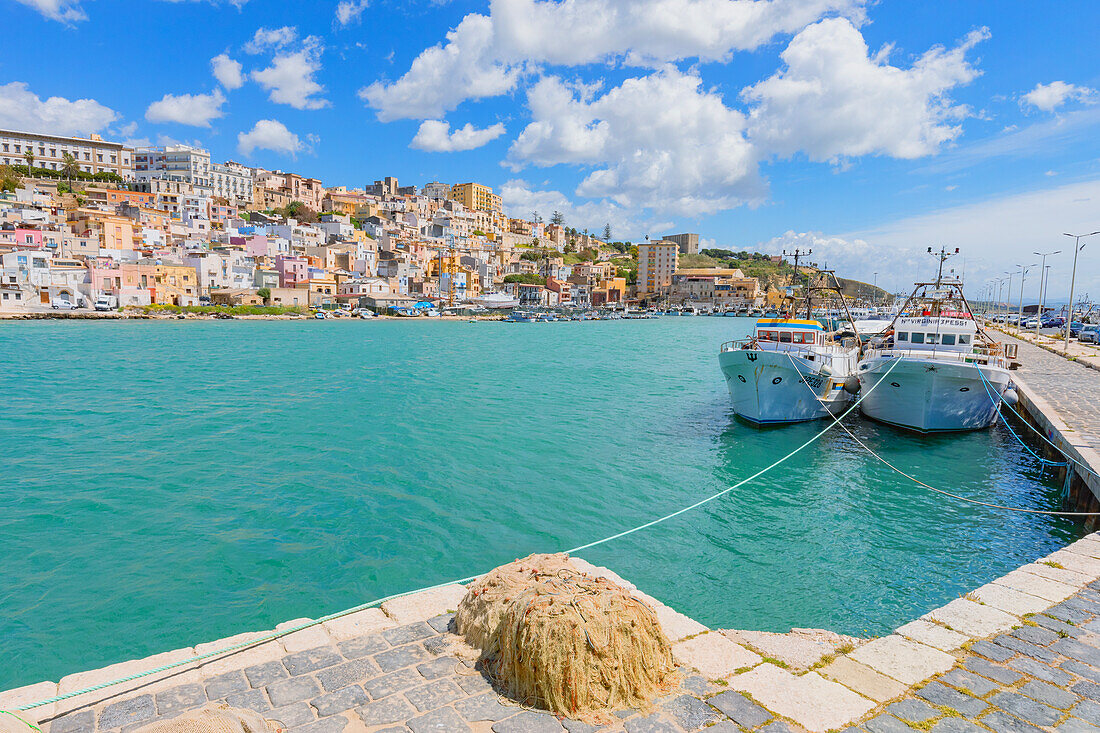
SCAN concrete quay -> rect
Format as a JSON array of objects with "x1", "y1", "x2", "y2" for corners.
[
  {"x1": 991, "y1": 331, "x2": 1100, "y2": 523},
  {"x1": 7, "y1": 541, "x2": 1100, "y2": 733}
]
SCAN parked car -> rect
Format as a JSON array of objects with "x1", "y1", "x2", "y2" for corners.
[
  {"x1": 1080, "y1": 326, "x2": 1100, "y2": 344},
  {"x1": 50, "y1": 296, "x2": 78, "y2": 310},
  {"x1": 1069, "y1": 322, "x2": 1086, "y2": 337},
  {"x1": 1023, "y1": 318, "x2": 1039, "y2": 329}
]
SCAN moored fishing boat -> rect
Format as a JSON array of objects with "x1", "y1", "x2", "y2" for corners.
[
  {"x1": 719, "y1": 318, "x2": 860, "y2": 423},
  {"x1": 856, "y1": 249, "x2": 1018, "y2": 432}
]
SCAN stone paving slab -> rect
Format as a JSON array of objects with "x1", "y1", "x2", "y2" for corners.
[{"x1": 11, "y1": 543, "x2": 1100, "y2": 733}]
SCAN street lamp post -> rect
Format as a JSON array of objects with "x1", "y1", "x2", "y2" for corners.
[
  {"x1": 1016, "y1": 264, "x2": 1036, "y2": 334},
  {"x1": 1064, "y1": 232, "x2": 1100, "y2": 348},
  {"x1": 1033, "y1": 250, "x2": 1060, "y2": 338},
  {"x1": 1003, "y1": 271, "x2": 1014, "y2": 326}
]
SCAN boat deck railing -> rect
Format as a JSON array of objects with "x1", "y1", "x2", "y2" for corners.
[
  {"x1": 862, "y1": 344, "x2": 1010, "y2": 368},
  {"x1": 719, "y1": 338, "x2": 857, "y2": 360}
]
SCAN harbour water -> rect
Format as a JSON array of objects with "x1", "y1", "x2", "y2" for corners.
[{"x1": 0, "y1": 318, "x2": 1084, "y2": 692}]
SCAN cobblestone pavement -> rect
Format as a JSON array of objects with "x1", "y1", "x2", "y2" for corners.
[
  {"x1": 9, "y1": 542, "x2": 1100, "y2": 733},
  {"x1": 849, "y1": 579, "x2": 1100, "y2": 733},
  {"x1": 998, "y1": 332, "x2": 1100, "y2": 453}
]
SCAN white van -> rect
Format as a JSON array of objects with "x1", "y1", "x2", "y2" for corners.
[{"x1": 95, "y1": 295, "x2": 118, "y2": 311}]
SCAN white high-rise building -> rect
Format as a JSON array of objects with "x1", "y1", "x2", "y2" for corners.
[
  {"x1": 134, "y1": 144, "x2": 212, "y2": 190},
  {"x1": 211, "y1": 161, "x2": 255, "y2": 206}
]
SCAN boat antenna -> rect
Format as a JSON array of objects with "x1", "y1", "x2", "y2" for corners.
[
  {"x1": 783, "y1": 247, "x2": 812, "y2": 305},
  {"x1": 928, "y1": 246, "x2": 960, "y2": 287}
]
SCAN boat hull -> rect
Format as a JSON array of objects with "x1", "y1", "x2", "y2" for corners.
[
  {"x1": 718, "y1": 349, "x2": 850, "y2": 424},
  {"x1": 857, "y1": 356, "x2": 1011, "y2": 432}
]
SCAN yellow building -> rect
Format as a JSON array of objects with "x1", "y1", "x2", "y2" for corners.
[
  {"x1": 153, "y1": 263, "x2": 199, "y2": 305},
  {"x1": 68, "y1": 209, "x2": 139, "y2": 251},
  {"x1": 637, "y1": 240, "x2": 678, "y2": 295},
  {"x1": 450, "y1": 183, "x2": 502, "y2": 215}
]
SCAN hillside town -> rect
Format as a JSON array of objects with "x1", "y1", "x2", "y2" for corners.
[{"x1": 0, "y1": 128, "x2": 773, "y2": 315}]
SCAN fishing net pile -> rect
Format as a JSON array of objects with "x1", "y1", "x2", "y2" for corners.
[{"x1": 454, "y1": 553, "x2": 676, "y2": 722}]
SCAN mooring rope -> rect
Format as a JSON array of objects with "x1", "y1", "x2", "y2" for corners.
[
  {"x1": 975, "y1": 369, "x2": 1068, "y2": 467},
  {"x1": 12, "y1": 357, "x2": 905, "y2": 713},
  {"x1": 975, "y1": 368, "x2": 1100, "y2": 481},
  {"x1": 785, "y1": 353, "x2": 1100, "y2": 516}
]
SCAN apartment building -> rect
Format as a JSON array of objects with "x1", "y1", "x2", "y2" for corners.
[
  {"x1": 134, "y1": 144, "x2": 212, "y2": 190},
  {"x1": 450, "y1": 182, "x2": 502, "y2": 215},
  {"x1": 211, "y1": 161, "x2": 255, "y2": 207},
  {"x1": 637, "y1": 240, "x2": 678, "y2": 295},
  {"x1": 0, "y1": 129, "x2": 134, "y2": 179},
  {"x1": 421, "y1": 181, "x2": 450, "y2": 200}
]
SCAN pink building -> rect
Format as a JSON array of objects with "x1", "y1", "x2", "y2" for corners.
[
  {"x1": 0, "y1": 228, "x2": 45, "y2": 247},
  {"x1": 244, "y1": 235, "x2": 273, "y2": 259},
  {"x1": 276, "y1": 255, "x2": 309, "y2": 288}
]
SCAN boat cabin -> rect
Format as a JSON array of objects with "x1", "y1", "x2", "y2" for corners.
[
  {"x1": 754, "y1": 318, "x2": 827, "y2": 347},
  {"x1": 893, "y1": 316, "x2": 977, "y2": 352}
]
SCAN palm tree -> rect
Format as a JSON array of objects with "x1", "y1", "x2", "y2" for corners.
[
  {"x1": 23, "y1": 150, "x2": 34, "y2": 177},
  {"x1": 61, "y1": 153, "x2": 80, "y2": 192}
]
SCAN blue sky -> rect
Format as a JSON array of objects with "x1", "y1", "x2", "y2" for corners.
[{"x1": 4, "y1": 0, "x2": 1100, "y2": 298}]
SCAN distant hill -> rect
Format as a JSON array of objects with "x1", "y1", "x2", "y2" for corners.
[{"x1": 833, "y1": 276, "x2": 891, "y2": 302}]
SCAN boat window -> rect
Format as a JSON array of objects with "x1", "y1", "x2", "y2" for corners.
[
  {"x1": 927, "y1": 334, "x2": 940, "y2": 345},
  {"x1": 959, "y1": 334, "x2": 971, "y2": 345},
  {"x1": 911, "y1": 332, "x2": 925, "y2": 344},
  {"x1": 758, "y1": 330, "x2": 776, "y2": 341},
  {"x1": 800, "y1": 332, "x2": 816, "y2": 343},
  {"x1": 779, "y1": 331, "x2": 792, "y2": 343},
  {"x1": 897, "y1": 332, "x2": 908, "y2": 341},
  {"x1": 941, "y1": 334, "x2": 956, "y2": 345}
]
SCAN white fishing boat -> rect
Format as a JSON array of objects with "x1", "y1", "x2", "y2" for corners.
[
  {"x1": 719, "y1": 317, "x2": 860, "y2": 424},
  {"x1": 856, "y1": 250, "x2": 1018, "y2": 432}
]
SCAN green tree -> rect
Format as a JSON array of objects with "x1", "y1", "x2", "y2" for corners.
[
  {"x1": 550, "y1": 210, "x2": 564, "y2": 226},
  {"x1": 61, "y1": 152, "x2": 80, "y2": 192},
  {"x1": 503, "y1": 273, "x2": 546, "y2": 285},
  {"x1": 0, "y1": 165, "x2": 19, "y2": 192},
  {"x1": 23, "y1": 150, "x2": 34, "y2": 177},
  {"x1": 603, "y1": 223, "x2": 612, "y2": 241},
  {"x1": 257, "y1": 287, "x2": 271, "y2": 304}
]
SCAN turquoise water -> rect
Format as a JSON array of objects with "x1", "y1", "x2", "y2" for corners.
[{"x1": 0, "y1": 318, "x2": 1083, "y2": 692}]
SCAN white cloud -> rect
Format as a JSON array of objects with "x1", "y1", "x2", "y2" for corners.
[
  {"x1": 1020, "y1": 81, "x2": 1096, "y2": 113},
  {"x1": 12, "y1": 0, "x2": 86, "y2": 22},
  {"x1": 335, "y1": 0, "x2": 369, "y2": 26},
  {"x1": 508, "y1": 67, "x2": 763, "y2": 217},
  {"x1": 237, "y1": 119, "x2": 302, "y2": 156},
  {"x1": 244, "y1": 26, "x2": 298, "y2": 54},
  {"x1": 411, "y1": 120, "x2": 506, "y2": 152},
  {"x1": 501, "y1": 179, "x2": 672, "y2": 239},
  {"x1": 828, "y1": 177, "x2": 1100, "y2": 296},
  {"x1": 0, "y1": 82, "x2": 117, "y2": 136},
  {"x1": 252, "y1": 38, "x2": 328, "y2": 110},
  {"x1": 361, "y1": 0, "x2": 864, "y2": 120},
  {"x1": 211, "y1": 54, "x2": 245, "y2": 90},
  {"x1": 359, "y1": 14, "x2": 517, "y2": 122},
  {"x1": 743, "y1": 18, "x2": 988, "y2": 163},
  {"x1": 145, "y1": 90, "x2": 226, "y2": 127}
]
